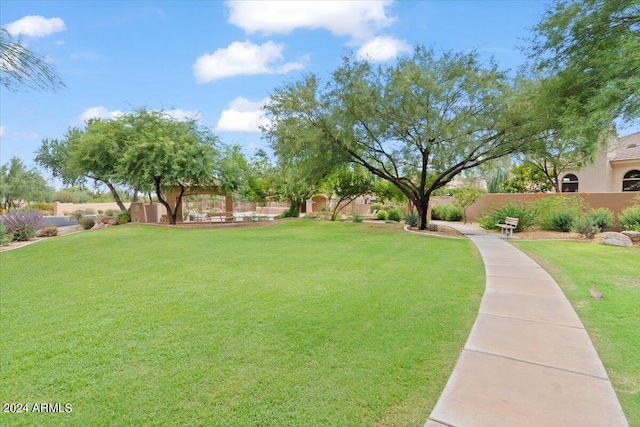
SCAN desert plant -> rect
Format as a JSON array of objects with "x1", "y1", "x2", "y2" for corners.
[
  {"x1": 352, "y1": 213, "x2": 364, "y2": 223},
  {"x1": 117, "y1": 210, "x2": 131, "y2": 224},
  {"x1": 572, "y1": 216, "x2": 600, "y2": 239},
  {"x1": 477, "y1": 202, "x2": 537, "y2": 232},
  {"x1": 79, "y1": 217, "x2": 95, "y2": 230},
  {"x1": 452, "y1": 187, "x2": 485, "y2": 223},
  {"x1": 97, "y1": 210, "x2": 104, "y2": 215},
  {"x1": 37, "y1": 226, "x2": 58, "y2": 237},
  {"x1": 387, "y1": 208, "x2": 402, "y2": 222},
  {"x1": 486, "y1": 168, "x2": 509, "y2": 193},
  {"x1": 0, "y1": 221, "x2": 11, "y2": 245},
  {"x1": 69, "y1": 210, "x2": 85, "y2": 222},
  {"x1": 426, "y1": 222, "x2": 438, "y2": 232},
  {"x1": 105, "y1": 209, "x2": 119, "y2": 217},
  {"x1": 534, "y1": 196, "x2": 582, "y2": 230},
  {"x1": 376, "y1": 210, "x2": 388, "y2": 220},
  {"x1": 3, "y1": 209, "x2": 44, "y2": 241},
  {"x1": 431, "y1": 204, "x2": 462, "y2": 221},
  {"x1": 585, "y1": 208, "x2": 614, "y2": 230},
  {"x1": 404, "y1": 211, "x2": 419, "y2": 227},
  {"x1": 83, "y1": 208, "x2": 96, "y2": 215},
  {"x1": 549, "y1": 211, "x2": 576, "y2": 232},
  {"x1": 619, "y1": 205, "x2": 640, "y2": 231}
]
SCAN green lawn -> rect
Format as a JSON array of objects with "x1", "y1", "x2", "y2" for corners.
[
  {"x1": 0, "y1": 221, "x2": 484, "y2": 426},
  {"x1": 512, "y1": 241, "x2": 640, "y2": 427}
]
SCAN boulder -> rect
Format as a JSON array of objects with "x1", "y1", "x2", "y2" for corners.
[
  {"x1": 601, "y1": 232, "x2": 633, "y2": 247},
  {"x1": 101, "y1": 216, "x2": 118, "y2": 225},
  {"x1": 621, "y1": 230, "x2": 640, "y2": 242}
]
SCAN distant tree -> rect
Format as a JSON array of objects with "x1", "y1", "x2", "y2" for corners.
[
  {"x1": 36, "y1": 119, "x2": 133, "y2": 211},
  {"x1": 503, "y1": 162, "x2": 554, "y2": 193},
  {"x1": 0, "y1": 157, "x2": 54, "y2": 210},
  {"x1": 528, "y1": 0, "x2": 639, "y2": 128},
  {"x1": 118, "y1": 109, "x2": 219, "y2": 224},
  {"x1": 263, "y1": 110, "x2": 348, "y2": 216},
  {"x1": 264, "y1": 47, "x2": 537, "y2": 229},
  {"x1": 240, "y1": 149, "x2": 277, "y2": 203},
  {"x1": 0, "y1": 28, "x2": 64, "y2": 92},
  {"x1": 323, "y1": 165, "x2": 375, "y2": 221}
]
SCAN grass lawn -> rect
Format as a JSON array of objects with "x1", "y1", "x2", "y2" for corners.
[
  {"x1": 0, "y1": 220, "x2": 484, "y2": 426},
  {"x1": 512, "y1": 241, "x2": 640, "y2": 427}
]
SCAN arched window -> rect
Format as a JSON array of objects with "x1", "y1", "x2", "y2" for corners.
[
  {"x1": 623, "y1": 170, "x2": 640, "y2": 192},
  {"x1": 561, "y1": 174, "x2": 579, "y2": 192}
]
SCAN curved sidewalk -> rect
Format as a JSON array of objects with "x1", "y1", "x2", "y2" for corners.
[{"x1": 423, "y1": 222, "x2": 628, "y2": 427}]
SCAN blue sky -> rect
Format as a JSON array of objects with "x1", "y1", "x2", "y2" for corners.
[{"x1": 1, "y1": 0, "x2": 554, "y2": 184}]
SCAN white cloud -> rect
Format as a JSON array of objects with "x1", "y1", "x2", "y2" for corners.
[
  {"x1": 193, "y1": 41, "x2": 304, "y2": 83},
  {"x1": 215, "y1": 97, "x2": 270, "y2": 133},
  {"x1": 74, "y1": 106, "x2": 124, "y2": 124},
  {"x1": 0, "y1": 126, "x2": 5, "y2": 138},
  {"x1": 356, "y1": 36, "x2": 411, "y2": 62},
  {"x1": 227, "y1": 0, "x2": 395, "y2": 42},
  {"x1": 162, "y1": 109, "x2": 201, "y2": 121},
  {"x1": 4, "y1": 16, "x2": 66, "y2": 38}
]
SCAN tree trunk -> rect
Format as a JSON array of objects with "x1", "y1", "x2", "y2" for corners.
[
  {"x1": 105, "y1": 181, "x2": 127, "y2": 211},
  {"x1": 418, "y1": 199, "x2": 429, "y2": 230}
]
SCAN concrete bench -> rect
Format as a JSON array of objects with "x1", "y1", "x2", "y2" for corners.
[{"x1": 496, "y1": 216, "x2": 519, "y2": 238}]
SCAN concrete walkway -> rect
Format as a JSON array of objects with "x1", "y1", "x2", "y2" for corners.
[{"x1": 423, "y1": 222, "x2": 629, "y2": 427}]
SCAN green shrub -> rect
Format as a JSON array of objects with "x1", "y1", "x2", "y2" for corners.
[
  {"x1": 432, "y1": 204, "x2": 463, "y2": 221},
  {"x1": 70, "y1": 210, "x2": 85, "y2": 222},
  {"x1": 534, "y1": 196, "x2": 582, "y2": 230},
  {"x1": 83, "y1": 208, "x2": 96, "y2": 215},
  {"x1": 477, "y1": 202, "x2": 537, "y2": 232},
  {"x1": 0, "y1": 221, "x2": 11, "y2": 245},
  {"x1": 572, "y1": 216, "x2": 600, "y2": 239},
  {"x1": 352, "y1": 213, "x2": 364, "y2": 223},
  {"x1": 370, "y1": 204, "x2": 383, "y2": 213},
  {"x1": 28, "y1": 202, "x2": 54, "y2": 213},
  {"x1": 79, "y1": 217, "x2": 95, "y2": 230},
  {"x1": 585, "y1": 208, "x2": 614, "y2": 230},
  {"x1": 619, "y1": 206, "x2": 640, "y2": 231},
  {"x1": 387, "y1": 208, "x2": 402, "y2": 222},
  {"x1": 117, "y1": 210, "x2": 131, "y2": 224},
  {"x1": 376, "y1": 210, "x2": 388, "y2": 220},
  {"x1": 404, "y1": 211, "x2": 419, "y2": 227},
  {"x1": 105, "y1": 209, "x2": 120, "y2": 217},
  {"x1": 97, "y1": 210, "x2": 104, "y2": 214},
  {"x1": 549, "y1": 211, "x2": 576, "y2": 232}
]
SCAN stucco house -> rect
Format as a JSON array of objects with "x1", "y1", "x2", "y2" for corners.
[{"x1": 560, "y1": 132, "x2": 640, "y2": 193}]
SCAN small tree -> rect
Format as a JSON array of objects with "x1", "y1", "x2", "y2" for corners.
[
  {"x1": 452, "y1": 187, "x2": 485, "y2": 223},
  {"x1": 323, "y1": 165, "x2": 375, "y2": 221}
]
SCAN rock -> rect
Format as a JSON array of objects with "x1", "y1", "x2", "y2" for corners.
[
  {"x1": 101, "y1": 216, "x2": 118, "y2": 225},
  {"x1": 621, "y1": 230, "x2": 640, "y2": 242},
  {"x1": 601, "y1": 232, "x2": 633, "y2": 247}
]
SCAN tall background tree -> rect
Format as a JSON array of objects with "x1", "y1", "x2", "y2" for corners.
[
  {"x1": 0, "y1": 28, "x2": 64, "y2": 92},
  {"x1": 264, "y1": 48, "x2": 537, "y2": 229},
  {"x1": 528, "y1": 0, "x2": 639, "y2": 130}
]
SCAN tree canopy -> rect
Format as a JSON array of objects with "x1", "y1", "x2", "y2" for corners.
[
  {"x1": 37, "y1": 109, "x2": 228, "y2": 224},
  {"x1": 0, "y1": 157, "x2": 54, "y2": 210},
  {"x1": 264, "y1": 47, "x2": 537, "y2": 229},
  {"x1": 0, "y1": 28, "x2": 64, "y2": 92},
  {"x1": 528, "y1": 0, "x2": 639, "y2": 128}
]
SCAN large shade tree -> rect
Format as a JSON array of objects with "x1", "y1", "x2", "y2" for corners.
[
  {"x1": 264, "y1": 47, "x2": 537, "y2": 229},
  {"x1": 118, "y1": 110, "x2": 220, "y2": 225}
]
